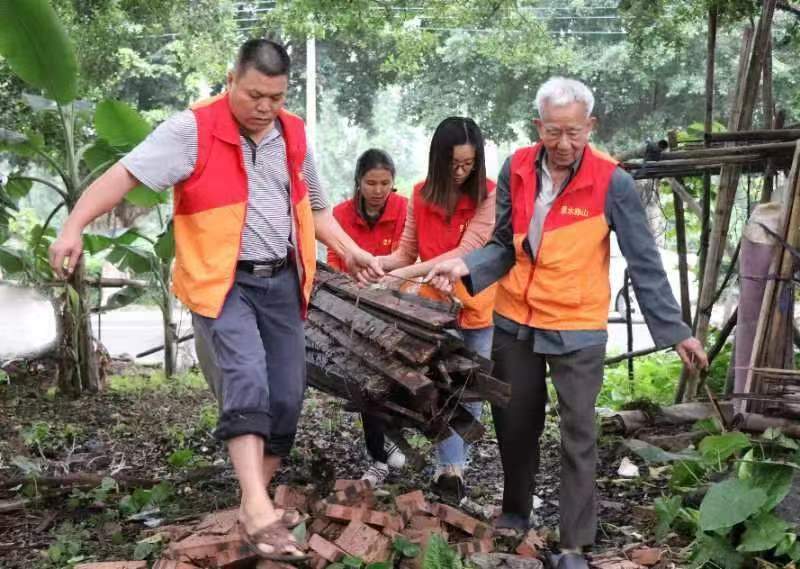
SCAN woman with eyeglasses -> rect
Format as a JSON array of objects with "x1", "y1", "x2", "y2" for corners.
[{"x1": 376, "y1": 116, "x2": 497, "y2": 500}]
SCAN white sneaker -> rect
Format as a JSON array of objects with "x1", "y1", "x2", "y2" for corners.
[
  {"x1": 384, "y1": 441, "x2": 406, "y2": 469},
  {"x1": 361, "y1": 461, "x2": 389, "y2": 487}
]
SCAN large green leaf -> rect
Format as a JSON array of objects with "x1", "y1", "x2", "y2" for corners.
[
  {"x1": 83, "y1": 140, "x2": 120, "y2": 172},
  {"x1": 125, "y1": 185, "x2": 168, "y2": 208},
  {"x1": 107, "y1": 244, "x2": 154, "y2": 275},
  {"x1": 699, "y1": 478, "x2": 768, "y2": 532},
  {"x1": 95, "y1": 100, "x2": 151, "y2": 150},
  {"x1": 654, "y1": 495, "x2": 682, "y2": 541},
  {"x1": 0, "y1": 246, "x2": 24, "y2": 273},
  {"x1": 101, "y1": 285, "x2": 147, "y2": 312},
  {"x1": 0, "y1": 0, "x2": 78, "y2": 104},
  {"x1": 737, "y1": 511, "x2": 791, "y2": 552},
  {"x1": 690, "y1": 533, "x2": 745, "y2": 569},
  {"x1": 750, "y1": 463, "x2": 795, "y2": 511},
  {"x1": 698, "y1": 432, "x2": 751, "y2": 463},
  {"x1": 624, "y1": 438, "x2": 701, "y2": 463},
  {"x1": 154, "y1": 222, "x2": 174, "y2": 262},
  {"x1": 0, "y1": 128, "x2": 36, "y2": 156},
  {"x1": 5, "y1": 177, "x2": 33, "y2": 202},
  {"x1": 83, "y1": 229, "x2": 143, "y2": 255}
]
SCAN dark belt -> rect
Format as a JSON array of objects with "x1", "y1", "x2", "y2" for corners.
[{"x1": 237, "y1": 257, "x2": 289, "y2": 278}]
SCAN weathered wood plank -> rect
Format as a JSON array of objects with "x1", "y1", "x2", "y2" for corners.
[
  {"x1": 317, "y1": 271, "x2": 456, "y2": 330},
  {"x1": 307, "y1": 311, "x2": 436, "y2": 398},
  {"x1": 310, "y1": 288, "x2": 438, "y2": 365}
]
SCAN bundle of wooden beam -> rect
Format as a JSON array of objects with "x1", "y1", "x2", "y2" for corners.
[
  {"x1": 619, "y1": 128, "x2": 800, "y2": 179},
  {"x1": 305, "y1": 265, "x2": 509, "y2": 446}
]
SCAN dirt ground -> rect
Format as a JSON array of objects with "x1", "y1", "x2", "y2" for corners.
[{"x1": 0, "y1": 359, "x2": 670, "y2": 569}]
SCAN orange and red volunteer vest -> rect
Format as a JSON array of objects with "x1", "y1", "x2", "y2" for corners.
[
  {"x1": 171, "y1": 94, "x2": 316, "y2": 319},
  {"x1": 327, "y1": 192, "x2": 407, "y2": 271},
  {"x1": 413, "y1": 180, "x2": 497, "y2": 329},
  {"x1": 495, "y1": 143, "x2": 618, "y2": 330}
]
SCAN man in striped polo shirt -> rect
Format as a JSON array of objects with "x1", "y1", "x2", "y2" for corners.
[{"x1": 50, "y1": 39, "x2": 382, "y2": 561}]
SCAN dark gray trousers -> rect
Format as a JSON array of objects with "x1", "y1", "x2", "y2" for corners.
[
  {"x1": 192, "y1": 267, "x2": 306, "y2": 457},
  {"x1": 491, "y1": 328, "x2": 605, "y2": 549}
]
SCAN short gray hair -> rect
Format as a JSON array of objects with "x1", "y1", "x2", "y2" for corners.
[{"x1": 535, "y1": 77, "x2": 595, "y2": 118}]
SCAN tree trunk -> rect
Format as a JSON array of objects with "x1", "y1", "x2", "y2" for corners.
[
  {"x1": 57, "y1": 259, "x2": 101, "y2": 395},
  {"x1": 162, "y1": 303, "x2": 177, "y2": 378}
]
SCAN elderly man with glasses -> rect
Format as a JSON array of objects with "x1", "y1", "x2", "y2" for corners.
[{"x1": 426, "y1": 77, "x2": 708, "y2": 568}]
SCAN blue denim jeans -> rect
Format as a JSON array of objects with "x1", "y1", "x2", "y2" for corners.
[{"x1": 436, "y1": 326, "x2": 494, "y2": 468}]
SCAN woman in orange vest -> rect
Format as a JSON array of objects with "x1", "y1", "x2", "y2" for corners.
[
  {"x1": 378, "y1": 117, "x2": 496, "y2": 500},
  {"x1": 326, "y1": 149, "x2": 410, "y2": 481},
  {"x1": 327, "y1": 149, "x2": 407, "y2": 270}
]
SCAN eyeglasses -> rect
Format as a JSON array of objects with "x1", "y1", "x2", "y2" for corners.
[
  {"x1": 540, "y1": 123, "x2": 589, "y2": 142},
  {"x1": 451, "y1": 159, "x2": 475, "y2": 172}
]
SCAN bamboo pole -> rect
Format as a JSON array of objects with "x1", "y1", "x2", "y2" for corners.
[
  {"x1": 660, "y1": 139, "x2": 797, "y2": 160},
  {"x1": 686, "y1": 0, "x2": 778, "y2": 401},
  {"x1": 672, "y1": 186, "x2": 693, "y2": 327},
  {"x1": 697, "y1": 5, "x2": 719, "y2": 322},
  {"x1": 762, "y1": 112, "x2": 785, "y2": 203},
  {"x1": 706, "y1": 128, "x2": 800, "y2": 143}
]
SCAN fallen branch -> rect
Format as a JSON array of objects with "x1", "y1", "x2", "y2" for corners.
[{"x1": 0, "y1": 465, "x2": 225, "y2": 491}]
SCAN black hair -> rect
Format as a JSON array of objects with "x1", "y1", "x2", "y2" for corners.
[
  {"x1": 235, "y1": 39, "x2": 291, "y2": 77},
  {"x1": 422, "y1": 117, "x2": 487, "y2": 216},
  {"x1": 353, "y1": 148, "x2": 396, "y2": 198}
]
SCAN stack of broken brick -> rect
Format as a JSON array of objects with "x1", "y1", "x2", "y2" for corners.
[
  {"x1": 73, "y1": 480, "x2": 500, "y2": 569},
  {"x1": 74, "y1": 481, "x2": 665, "y2": 569}
]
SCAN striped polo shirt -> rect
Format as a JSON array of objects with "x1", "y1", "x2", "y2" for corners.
[{"x1": 121, "y1": 109, "x2": 328, "y2": 262}]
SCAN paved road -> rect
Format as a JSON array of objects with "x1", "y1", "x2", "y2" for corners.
[{"x1": 2, "y1": 284, "x2": 655, "y2": 368}]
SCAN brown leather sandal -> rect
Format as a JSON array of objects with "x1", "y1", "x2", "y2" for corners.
[
  {"x1": 280, "y1": 508, "x2": 309, "y2": 528},
  {"x1": 238, "y1": 519, "x2": 310, "y2": 563}
]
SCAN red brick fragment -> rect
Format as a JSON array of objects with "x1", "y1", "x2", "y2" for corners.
[
  {"x1": 324, "y1": 504, "x2": 403, "y2": 531},
  {"x1": 515, "y1": 529, "x2": 546, "y2": 558},
  {"x1": 335, "y1": 521, "x2": 392, "y2": 563},
  {"x1": 74, "y1": 563, "x2": 148, "y2": 569},
  {"x1": 404, "y1": 526, "x2": 448, "y2": 546},
  {"x1": 334, "y1": 479, "x2": 372, "y2": 493},
  {"x1": 309, "y1": 534, "x2": 346, "y2": 562},
  {"x1": 309, "y1": 516, "x2": 331, "y2": 536},
  {"x1": 630, "y1": 547, "x2": 662, "y2": 566},
  {"x1": 308, "y1": 553, "x2": 329, "y2": 569},
  {"x1": 381, "y1": 526, "x2": 403, "y2": 540},
  {"x1": 408, "y1": 515, "x2": 442, "y2": 531},
  {"x1": 193, "y1": 508, "x2": 238, "y2": 535},
  {"x1": 152, "y1": 561, "x2": 200, "y2": 569},
  {"x1": 395, "y1": 490, "x2": 431, "y2": 520},
  {"x1": 454, "y1": 538, "x2": 494, "y2": 556},
  {"x1": 435, "y1": 503, "x2": 492, "y2": 538},
  {"x1": 274, "y1": 485, "x2": 309, "y2": 512},
  {"x1": 335, "y1": 489, "x2": 377, "y2": 508},
  {"x1": 165, "y1": 532, "x2": 253, "y2": 567}
]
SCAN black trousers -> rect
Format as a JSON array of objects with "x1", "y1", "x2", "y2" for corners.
[
  {"x1": 491, "y1": 328, "x2": 605, "y2": 549},
  {"x1": 362, "y1": 413, "x2": 389, "y2": 463}
]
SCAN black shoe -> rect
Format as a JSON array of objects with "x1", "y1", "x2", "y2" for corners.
[
  {"x1": 493, "y1": 512, "x2": 530, "y2": 532},
  {"x1": 546, "y1": 552, "x2": 589, "y2": 569},
  {"x1": 431, "y1": 472, "x2": 466, "y2": 503}
]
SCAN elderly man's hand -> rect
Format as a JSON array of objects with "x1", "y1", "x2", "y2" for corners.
[
  {"x1": 345, "y1": 247, "x2": 384, "y2": 286},
  {"x1": 49, "y1": 228, "x2": 84, "y2": 279},
  {"x1": 675, "y1": 336, "x2": 709, "y2": 372},
  {"x1": 423, "y1": 257, "x2": 469, "y2": 293}
]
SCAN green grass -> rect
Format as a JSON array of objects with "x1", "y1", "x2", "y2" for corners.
[{"x1": 108, "y1": 370, "x2": 207, "y2": 394}]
